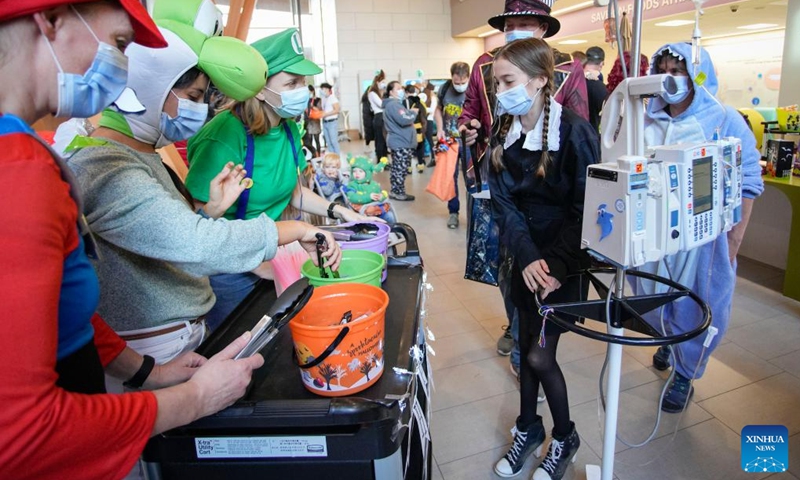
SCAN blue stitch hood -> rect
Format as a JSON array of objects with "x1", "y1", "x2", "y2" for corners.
[{"x1": 646, "y1": 42, "x2": 719, "y2": 120}]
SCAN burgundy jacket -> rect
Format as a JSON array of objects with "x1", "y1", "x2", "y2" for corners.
[{"x1": 458, "y1": 47, "x2": 589, "y2": 161}]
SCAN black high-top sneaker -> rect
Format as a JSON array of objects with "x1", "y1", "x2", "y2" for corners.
[
  {"x1": 532, "y1": 422, "x2": 580, "y2": 480},
  {"x1": 652, "y1": 345, "x2": 671, "y2": 371},
  {"x1": 494, "y1": 416, "x2": 546, "y2": 477}
]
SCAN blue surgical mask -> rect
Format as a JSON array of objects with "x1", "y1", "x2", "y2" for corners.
[
  {"x1": 505, "y1": 29, "x2": 535, "y2": 44},
  {"x1": 43, "y1": 7, "x2": 128, "y2": 118},
  {"x1": 661, "y1": 75, "x2": 692, "y2": 105},
  {"x1": 159, "y1": 91, "x2": 208, "y2": 143},
  {"x1": 267, "y1": 86, "x2": 311, "y2": 119},
  {"x1": 396, "y1": 90, "x2": 406, "y2": 101},
  {"x1": 453, "y1": 82, "x2": 469, "y2": 93},
  {"x1": 496, "y1": 79, "x2": 540, "y2": 116}
]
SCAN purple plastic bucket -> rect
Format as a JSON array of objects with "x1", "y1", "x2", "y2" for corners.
[{"x1": 337, "y1": 221, "x2": 391, "y2": 282}]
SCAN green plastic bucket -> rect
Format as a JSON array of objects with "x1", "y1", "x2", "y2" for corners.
[{"x1": 301, "y1": 249, "x2": 384, "y2": 287}]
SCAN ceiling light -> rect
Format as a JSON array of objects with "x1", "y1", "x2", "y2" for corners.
[
  {"x1": 478, "y1": 29, "x2": 501, "y2": 38},
  {"x1": 551, "y1": 1, "x2": 594, "y2": 16},
  {"x1": 654, "y1": 20, "x2": 695, "y2": 27},
  {"x1": 558, "y1": 39, "x2": 588, "y2": 45},
  {"x1": 738, "y1": 23, "x2": 779, "y2": 30}
]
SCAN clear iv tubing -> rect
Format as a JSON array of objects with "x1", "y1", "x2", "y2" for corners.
[
  {"x1": 596, "y1": 263, "x2": 712, "y2": 454},
  {"x1": 692, "y1": 7, "x2": 703, "y2": 67}
]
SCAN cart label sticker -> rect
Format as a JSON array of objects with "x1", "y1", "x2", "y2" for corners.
[{"x1": 195, "y1": 436, "x2": 328, "y2": 459}]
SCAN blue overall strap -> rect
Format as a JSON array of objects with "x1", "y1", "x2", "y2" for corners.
[
  {"x1": 282, "y1": 121, "x2": 300, "y2": 171},
  {"x1": 235, "y1": 129, "x2": 256, "y2": 220},
  {"x1": 282, "y1": 121, "x2": 303, "y2": 219}
]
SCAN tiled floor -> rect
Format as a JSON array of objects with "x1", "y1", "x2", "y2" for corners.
[{"x1": 340, "y1": 140, "x2": 800, "y2": 479}]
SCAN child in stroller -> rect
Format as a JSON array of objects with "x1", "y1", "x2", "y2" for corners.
[
  {"x1": 344, "y1": 156, "x2": 397, "y2": 224},
  {"x1": 314, "y1": 152, "x2": 348, "y2": 203}
]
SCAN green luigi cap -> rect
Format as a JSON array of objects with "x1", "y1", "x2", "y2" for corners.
[{"x1": 251, "y1": 28, "x2": 323, "y2": 77}]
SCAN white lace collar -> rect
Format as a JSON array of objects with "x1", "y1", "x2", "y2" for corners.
[{"x1": 503, "y1": 97, "x2": 562, "y2": 152}]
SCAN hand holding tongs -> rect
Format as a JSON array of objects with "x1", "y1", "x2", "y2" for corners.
[
  {"x1": 315, "y1": 233, "x2": 339, "y2": 279},
  {"x1": 234, "y1": 278, "x2": 314, "y2": 359}
]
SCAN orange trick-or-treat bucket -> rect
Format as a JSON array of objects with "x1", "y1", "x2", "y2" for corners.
[{"x1": 288, "y1": 283, "x2": 389, "y2": 397}]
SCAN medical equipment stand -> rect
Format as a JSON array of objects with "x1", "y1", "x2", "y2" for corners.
[{"x1": 535, "y1": 267, "x2": 711, "y2": 480}]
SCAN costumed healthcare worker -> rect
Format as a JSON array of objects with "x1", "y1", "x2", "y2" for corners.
[
  {"x1": 0, "y1": 1, "x2": 267, "y2": 479},
  {"x1": 489, "y1": 38, "x2": 596, "y2": 480},
  {"x1": 633, "y1": 42, "x2": 763, "y2": 412},
  {"x1": 185, "y1": 28, "x2": 366, "y2": 331},
  {"x1": 67, "y1": 1, "x2": 341, "y2": 365}
]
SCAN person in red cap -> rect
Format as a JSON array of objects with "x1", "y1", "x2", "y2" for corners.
[
  {"x1": 458, "y1": 0, "x2": 590, "y2": 393},
  {"x1": 0, "y1": 3, "x2": 265, "y2": 479}
]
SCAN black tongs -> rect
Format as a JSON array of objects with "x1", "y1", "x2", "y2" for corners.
[
  {"x1": 234, "y1": 278, "x2": 314, "y2": 359},
  {"x1": 315, "y1": 233, "x2": 339, "y2": 279},
  {"x1": 320, "y1": 223, "x2": 380, "y2": 242}
]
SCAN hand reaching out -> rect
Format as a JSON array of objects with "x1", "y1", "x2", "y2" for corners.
[
  {"x1": 144, "y1": 352, "x2": 207, "y2": 390},
  {"x1": 458, "y1": 119, "x2": 481, "y2": 147},
  {"x1": 337, "y1": 206, "x2": 383, "y2": 224},
  {"x1": 187, "y1": 332, "x2": 265, "y2": 419},
  {"x1": 202, "y1": 162, "x2": 252, "y2": 218},
  {"x1": 522, "y1": 259, "x2": 559, "y2": 296},
  {"x1": 298, "y1": 227, "x2": 342, "y2": 271}
]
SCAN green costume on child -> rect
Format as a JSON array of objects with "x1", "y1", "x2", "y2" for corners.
[{"x1": 345, "y1": 156, "x2": 388, "y2": 204}]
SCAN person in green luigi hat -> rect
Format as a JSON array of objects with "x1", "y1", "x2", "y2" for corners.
[
  {"x1": 186, "y1": 28, "x2": 373, "y2": 331},
  {"x1": 68, "y1": 5, "x2": 341, "y2": 367}
]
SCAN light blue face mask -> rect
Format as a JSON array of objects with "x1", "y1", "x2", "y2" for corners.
[
  {"x1": 43, "y1": 7, "x2": 128, "y2": 118},
  {"x1": 496, "y1": 78, "x2": 540, "y2": 116},
  {"x1": 396, "y1": 89, "x2": 406, "y2": 101},
  {"x1": 505, "y1": 29, "x2": 535, "y2": 44},
  {"x1": 267, "y1": 86, "x2": 310, "y2": 119},
  {"x1": 661, "y1": 75, "x2": 692, "y2": 105},
  {"x1": 160, "y1": 91, "x2": 209, "y2": 143}
]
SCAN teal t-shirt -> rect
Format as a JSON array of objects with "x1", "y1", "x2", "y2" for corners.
[{"x1": 186, "y1": 110, "x2": 300, "y2": 221}]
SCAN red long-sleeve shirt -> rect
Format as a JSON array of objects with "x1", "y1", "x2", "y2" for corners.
[{"x1": 0, "y1": 127, "x2": 157, "y2": 480}]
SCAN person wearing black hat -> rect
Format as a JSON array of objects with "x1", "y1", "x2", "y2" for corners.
[
  {"x1": 458, "y1": 0, "x2": 590, "y2": 392},
  {"x1": 584, "y1": 46, "x2": 606, "y2": 131},
  {"x1": 459, "y1": 0, "x2": 589, "y2": 161}
]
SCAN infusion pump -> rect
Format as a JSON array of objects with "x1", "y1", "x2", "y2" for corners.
[{"x1": 581, "y1": 140, "x2": 742, "y2": 268}]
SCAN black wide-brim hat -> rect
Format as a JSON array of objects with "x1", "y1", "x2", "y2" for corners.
[{"x1": 488, "y1": 0, "x2": 561, "y2": 38}]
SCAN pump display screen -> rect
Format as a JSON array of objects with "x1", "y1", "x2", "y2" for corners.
[{"x1": 693, "y1": 156, "x2": 713, "y2": 215}]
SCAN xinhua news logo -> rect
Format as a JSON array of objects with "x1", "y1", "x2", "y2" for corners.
[{"x1": 741, "y1": 425, "x2": 788, "y2": 473}]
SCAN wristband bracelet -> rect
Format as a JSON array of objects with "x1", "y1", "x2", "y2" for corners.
[
  {"x1": 327, "y1": 202, "x2": 338, "y2": 219},
  {"x1": 124, "y1": 355, "x2": 155, "y2": 389}
]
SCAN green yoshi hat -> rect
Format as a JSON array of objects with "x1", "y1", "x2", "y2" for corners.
[{"x1": 251, "y1": 28, "x2": 323, "y2": 77}]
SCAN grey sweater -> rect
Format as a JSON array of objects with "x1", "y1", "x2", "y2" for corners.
[
  {"x1": 382, "y1": 97, "x2": 417, "y2": 150},
  {"x1": 68, "y1": 139, "x2": 278, "y2": 331}
]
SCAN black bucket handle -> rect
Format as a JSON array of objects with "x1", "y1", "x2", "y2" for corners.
[{"x1": 296, "y1": 326, "x2": 350, "y2": 369}]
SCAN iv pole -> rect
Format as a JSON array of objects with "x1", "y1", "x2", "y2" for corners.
[
  {"x1": 600, "y1": 3, "x2": 643, "y2": 479},
  {"x1": 536, "y1": 2, "x2": 711, "y2": 479}
]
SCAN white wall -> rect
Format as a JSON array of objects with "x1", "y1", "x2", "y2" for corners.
[{"x1": 335, "y1": 0, "x2": 484, "y2": 133}]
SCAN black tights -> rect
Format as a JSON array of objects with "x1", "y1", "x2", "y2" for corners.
[{"x1": 518, "y1": 324, "x2": 571, "y2": 438}]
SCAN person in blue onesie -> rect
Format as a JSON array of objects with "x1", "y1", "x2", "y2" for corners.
[{"x1": 634, "y1": 42, "x2": 764, "y2": 412}]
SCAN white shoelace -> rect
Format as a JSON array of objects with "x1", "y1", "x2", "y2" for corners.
[
  {"x1": 506, "y1": 430, "x2": 528, "y2": 463},
  {"x1": 541, "y1": 438, "x2": 564, "y2": 473}
]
